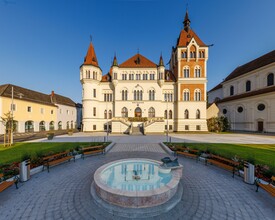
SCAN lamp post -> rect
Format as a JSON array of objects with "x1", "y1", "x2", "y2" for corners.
[
  {"x1": 106, "y1": 98, "x2": 108, "y2": 142},
  {"x1": 10, "y1": 86, "x2": 14, "y2": 145},
  {"x1": 166, "y1": 95, "x2": 168, "y2": 143}
]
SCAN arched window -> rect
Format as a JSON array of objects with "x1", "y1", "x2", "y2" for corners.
[
  {"x1": 183, "y1": 66, "x2": 190, "y2": 78},
  {"x1": 49, "y1": 121, "x2": 54, "y2": 131},
  {"x1": 194, "y1": 89, "x2": 201, "y2": 101},
  {"x1": 104, "y1": 110, "x2": 107, "y2": 119},
  {"x1": 246, "y1": 80, "x2": 251, "y2": 92},
  {"x1": 196, "y1": 109, "x2": 200, "y2": 119},
  {"x1": 122, "y1": 90, "x2": 128, "y2": 101},
  {"x1": 137, "y1": 91, "x2": 140, "y2": 100},
  {"x1": 58, "y1": 121, "x2": 62, "y2": 130},
  {"x1": 164, "y1": 110, "x2": 167, "y2": 119},
  {"x1": 121, "y1": 107, "x2": 128, "y2": 118},
  {"x1": 267, "y1": 73, "x2": 274, "y2": 86},
  {"x1": 183, "y1": 89, "x2": 190, "y2": 101},
  {"x1": 66, "y1": 121, "x2": 69, "y2": 129},
  {"x1": 140, "y1": 90, "x2": 143, "y2": 100},
  {"x1": 148, "y1": 107, "x2": 155, "y2": 118},
  {"x1": 134, "y1": 90, "x2": 137, "y2": 100},
  {"x1": 169, "y1": 110, "x2": 172, "y2": 119},
  {"x1": 184, "y1": 109, "x2": 189, "y2": 119},
  {"x1": 195, "y1": 66, "x2": 201, "y2": 77},
  {"x1": 135, "y1": 107, "x2": 142, "y2": 117},
  {"x1": 149, "y1": 90, "x2": 155, "y2": 101},
  {"x1": 230, "y1": 86, "x2": 234, "y2": 96},
  {"x1": 39, "y1": 121, "x2": 45, "y2": 131},
  {"x1": 108, "y1": 110, "x2": 112, "y2": 119},
  {"x1": 25, "y1": 121, "x2": 34, "y2": 132},
  {"x1": 182, "y1": 51, "x2": 187, "y2": 58}
]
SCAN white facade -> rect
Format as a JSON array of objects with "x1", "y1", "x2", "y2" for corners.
[
  {"x1": 81, "y1": 12, "x2": 209, "y2": 134},
  {"x1": 208, "y1": 50, "x2": 275, "y2": 132},
  {"x1": 56, "y1": 104, "x2": 77, "y2": 130}
]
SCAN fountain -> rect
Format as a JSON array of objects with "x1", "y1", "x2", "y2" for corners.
[{"x1": 93, "y1": 158, "x2": 182, "y2": 208}]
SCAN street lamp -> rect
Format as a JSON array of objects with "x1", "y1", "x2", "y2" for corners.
[
  {"x1": 106, "y1": 99, "x2": 108, "y2": 142},
  {"x1": 10, "y1": 86, "x2": 14, "y2": 145},
  {"x1": 166, "y1": 95, "x2": 168, "y2": 143}
]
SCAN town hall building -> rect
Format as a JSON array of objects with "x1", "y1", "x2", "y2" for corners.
[{"x1": 80, "y1": 11, "x2": 210, "y2": 134}]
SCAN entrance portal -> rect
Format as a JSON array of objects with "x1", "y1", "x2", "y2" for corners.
[
  {"x1": 258, "y1": 121, "x2": 264, "y2": 132},
  {"x1": 135, "y1": 107, "x2": 142, "y2": 117}
]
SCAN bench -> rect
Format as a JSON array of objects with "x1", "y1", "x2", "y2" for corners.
[
  {"x1": 0, "y1": 173, "x2": 18, "y2": 192},
  {"x1": 256, "y1": 176, "x2": 275, "y2": 197},
  {"x1": 206, "y1": 154, "x2": 239, "y2": 178},
  {"x1": 81, "y1": 145, "x2": 105, "y2": 159},
  {"x1": 176, "y1": 148, "x2": 199, "y2": 161},
  {"x1": 43, "y1": 151, "x2": 75, "y2": 173}
]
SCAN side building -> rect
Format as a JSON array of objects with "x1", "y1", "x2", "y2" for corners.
[
  {"x1": 0, "y1": 84, "x2": 78, "y2": 134},
  {"x1": 208, "y1": 50, "x2": 275, "y2": 132},
  {"x1": 80, "y1": 10, "x2": 210, "y2": 133}
]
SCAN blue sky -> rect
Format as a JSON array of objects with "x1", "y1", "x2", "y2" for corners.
[{"x1": 1, "y1": 0, "x2": 275, "y2": 103}]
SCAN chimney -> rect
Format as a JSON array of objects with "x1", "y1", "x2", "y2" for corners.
[{"x1": 51, "y1": 91, "x2": 54, "y2": 97}]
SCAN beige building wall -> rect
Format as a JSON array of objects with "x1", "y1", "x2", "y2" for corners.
[
  {"x1": 0, "y1": 96, "x2": 57, "y2": 133},
  {"x1": 207, "y1": 103, "x2": 219, "y2": 119}
]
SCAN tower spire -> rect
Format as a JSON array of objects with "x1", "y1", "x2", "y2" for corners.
[
  {"x1": 183, "y1": 9, "x2": 191, "y2": 32},
  {"x1": 159, "y1": 53, "x2": 164, "y2": 67},
  {"x1": 112, "y1": 53, "x2": 118, "y2": 66}
]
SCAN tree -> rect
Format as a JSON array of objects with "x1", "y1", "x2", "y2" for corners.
[
  {"x1": 207, "y1": 116, "x2": 230, "y2": 132},
  {"x1": 1, "y1": 111, "x2": 16, "y2": 146}
]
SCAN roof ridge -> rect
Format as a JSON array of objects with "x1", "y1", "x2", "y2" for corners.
[{"x1": 0, "y1": 84, "x2": 10, "y2": 96}]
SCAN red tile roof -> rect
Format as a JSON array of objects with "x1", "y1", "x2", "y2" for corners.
[
  {"x1": 119, "y1": 54, "x2": 157, "y2": 68},
  {"x1": 83, "y1": 42, "x2": 99, "y2": 67},
  {"x1": 177, "y1": 29, "x2": 206, "y2": 47},
  {"x1": 0, "y1": 84, "x2": 56, "y2": 106},
  {"x1": 224, "y1": 50, "x2": 275, "y2": 82}
]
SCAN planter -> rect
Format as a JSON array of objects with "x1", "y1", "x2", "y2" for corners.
[{"x1": 46, "y1": 133, "x2": 54, "y2": 140}]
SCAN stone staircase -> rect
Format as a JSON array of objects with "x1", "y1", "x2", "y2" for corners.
[{"x1": 131, "y1": 126, "x2": 144, "y2": 136}]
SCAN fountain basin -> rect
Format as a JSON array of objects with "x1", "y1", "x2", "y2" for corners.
[{"x1": 93, "y1": 158, "x2": 182, "y2": 208}]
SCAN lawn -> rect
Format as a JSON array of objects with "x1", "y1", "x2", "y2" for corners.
[
  {"x1": 167, "y1": 143, "x2": 275, "y2": 172},
  {"x1": 0, "y1": 142, "x2": 105, "y2": 164}
]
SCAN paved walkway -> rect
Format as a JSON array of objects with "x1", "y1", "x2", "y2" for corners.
[
  {"x1": 0, "y1": 143, "x2": 274, "y2": 220},
  {"x1": 28, "y1": 132, "x2": 275, "y2": 144},
  {"x1": 109, "y1": 143, "x2": 166, "y2": 153}
]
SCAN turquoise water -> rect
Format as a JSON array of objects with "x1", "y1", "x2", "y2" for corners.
[{"x1": 100, "y1": 160, "x2": 172, "y2": 191}]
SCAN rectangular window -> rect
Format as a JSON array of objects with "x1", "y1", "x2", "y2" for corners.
[
  {"x1": 93, "y1": 89, "x2": 96, "y2": 98},
  {"x1": 143, "y1": 74, "x2": 148, "y2": 80},
  {"x1": 150, "y1": 74, "x2": 155, "y2": 80},
  {"x1": 136, "y1": 74, "x2": 141, "y2": 80},
  {"x1": 110, "y1": 94, "x2": 112, "y2": 102},
  {"x1": 41, "y1": 108, "x2": 44, "y2": 114},
  {"x1": 10, "y1": 104, "x2": 16, "y2": 111},
  {"x1": 169, "y1": 125, "x2": 173, "y2": 130},
  {"x1": 93, "y1": 107, "x2": 96, "y2": 116},
  {"x1": 185, "y1": 125, "x2": 189, "y2": 131},
  {"x1": 196, "y1": 125, "x2": 201, "y2": 131},
  {"x1": 27, "y1": 106, "x2": 32, "y2": 112},
  {"x1": 104, "y1": 94, "x2": 107, "y2": 102},
  {"x1": 165, "y1": 125, "x2": 167, "y2": 130},
  {"x1": 51, "y1": 110, "x2": 54, "y2": 114},
  {"x1": 93, "y1": 125, "x2": 96, "y2": 130}
]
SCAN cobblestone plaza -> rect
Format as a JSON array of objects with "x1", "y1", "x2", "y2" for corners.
[{"x1": 1, "y1": 134, "x2": 275, "y2": 219}]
